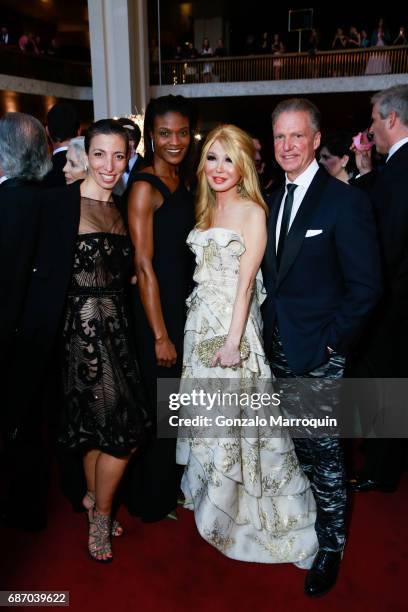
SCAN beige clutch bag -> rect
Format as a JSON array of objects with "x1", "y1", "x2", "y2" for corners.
[{"x1": 197, "y1": 335, "x2": 250, "y2": 368}]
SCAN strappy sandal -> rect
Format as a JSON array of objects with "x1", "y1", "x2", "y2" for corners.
[
  {"x1": 88, "y1": 507, "x2": 113, "y2": 563},
  {"x1": 166, "y1": 509, "x2": 178, "y2": 521},
  {"x1": 83, "y1": 491, "x2": 124, "y2": 537}
]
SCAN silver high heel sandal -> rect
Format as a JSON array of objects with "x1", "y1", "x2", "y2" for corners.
[
  {"x1": 88, "y1": 506, "x2": 113, "y2": 563},
  {"x1": 83, "y1": 491, "x2": 124, "y2": 537}
]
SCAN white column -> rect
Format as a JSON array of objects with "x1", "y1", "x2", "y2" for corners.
[
  {"x1": 88, "y1": 0, "x2": 149, "y2": 119},
  {"x1": 128, "y1": 0, "x2": 150, "y2": 112}
]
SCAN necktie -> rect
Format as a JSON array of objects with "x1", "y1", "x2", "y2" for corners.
[{"x1": 277, "y1": 183, "x2": 297, "y2": 267}]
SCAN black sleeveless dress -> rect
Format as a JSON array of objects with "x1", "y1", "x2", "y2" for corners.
[
  {"x1": 59, "y1": 197, "x2": 151, "y2": 457},
  {"x1": 126, "y1": 173, "x2": 195, "y2": 521}
]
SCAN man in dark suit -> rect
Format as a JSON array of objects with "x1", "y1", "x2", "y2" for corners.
[
  {"x1": 0, "y1": 26, "x2": 10, "y2": 45},
  {"x1": 42, "y1": 102, "x2": 80, "y2": 188},
  {"x1": 114, "y1": 117, "x2": 144, "y2": 196},
  {"x1": 262, "y1": 98, "x2": 382, "y2": 596},
  {"x1": 349, "y1": 84, "x2": 408, "y2": 492},
  {"x1": 0, "y1": 112, "x2": 52, "y2": 530},
  {"x1": 0, "y1": 112, "x2": 51, "y2": 391}
]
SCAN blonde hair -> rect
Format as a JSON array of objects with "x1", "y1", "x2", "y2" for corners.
[{"x1": 195, "y1": 124, "x2": 268, "y2": 229}]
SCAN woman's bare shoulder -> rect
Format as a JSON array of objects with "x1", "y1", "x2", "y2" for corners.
[
  {"x1": 128, "y1": 173, "x2": 163, "y2": 210},
  {"x1": 242, "y1": 200, "x2": 266, "y2": 222}
]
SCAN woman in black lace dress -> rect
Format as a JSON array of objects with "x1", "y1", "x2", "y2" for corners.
[{"x1": 58, "y1": 120, "x2": 150, "y2": 562}]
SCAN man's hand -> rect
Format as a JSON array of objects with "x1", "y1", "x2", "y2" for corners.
[{"x1": 350, "y1": 132, "x2": 374, "y2": 176}]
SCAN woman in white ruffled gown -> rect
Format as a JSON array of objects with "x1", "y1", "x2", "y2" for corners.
[{"x1": 176, "y1": 125, "x2": 318, "y2": 567}]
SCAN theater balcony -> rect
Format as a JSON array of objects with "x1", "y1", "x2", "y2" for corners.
[
  {"x1": 150, "y1": 46, "x2": 408, "y2": 99},
  {"x1": 0, "y1": 45, "x2": 92, "y2": 102}
]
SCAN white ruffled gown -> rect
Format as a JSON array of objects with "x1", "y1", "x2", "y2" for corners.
[{"x1": 176, "y1": 227, "x2": 318, "y2": 567}]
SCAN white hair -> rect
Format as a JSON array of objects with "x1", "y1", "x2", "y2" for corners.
[
  {"x1": 0, "y1": 112, "x2": 52, "y2": 180},
  {"x1": 68, "y1": 136, "x2": 87, "y2": 170}
]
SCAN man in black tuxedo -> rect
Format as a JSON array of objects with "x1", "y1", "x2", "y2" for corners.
[
  {"x1": 0, "y1": 26, "x2": 10, "y2": 45},
  {"x1": 114, "y1": 117, "x2": 144, "y2": 196},
  {"x1": 42, "y1": 102, "x2": 80, "y2": 188},
  {"x1": 262, "y1": 98, "x2": 382, "y2": 596},
  {"x1": 0, "y1": 112, "x2": 52, "y2": 530},
  {"x1": 349, "y1": 84, "x2": 408, "y2": 492}
]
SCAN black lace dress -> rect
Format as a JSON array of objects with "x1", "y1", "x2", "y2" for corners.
[{"x1": 59, "y1": 196, "x2": 150, "y2": 457}]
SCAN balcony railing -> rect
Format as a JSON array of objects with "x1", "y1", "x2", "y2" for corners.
[
  {"x1": 155, "y1": 46, "x2": 408, "y2": 86},
  {"x1": 0, "y1": 46, "x2": 91, "y2": 87}
]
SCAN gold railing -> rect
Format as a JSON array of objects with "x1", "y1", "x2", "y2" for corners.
[{"x1": 155, "y1": 46, "x2": 408, "y2": 86}]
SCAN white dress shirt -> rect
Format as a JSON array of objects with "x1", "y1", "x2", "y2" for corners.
[
  {"x1": 275, "y1": 159, "x2": 320, "y2": 251},
  {"x1": 123, "y1": 154, "x2": 138, "y2": 186},
  {"x1": 53, "y1": 146, "x2": 68, "y2": 156},
  {"x1": 113, "y1": 154, "x2": 139, "y2": 196},
  {"x1": 387, "y1": 136, "x2": 408, "y2": 162}
]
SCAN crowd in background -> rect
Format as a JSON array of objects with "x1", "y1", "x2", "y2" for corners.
[
  {"x1": 1, "y1": 15, "x2": 407, "y2": 70},
  {"x1": 170, "y1": 18, "x2": 407, "y2": 61},
  {"x1": 0, "y1": 23, "x2": 90, "y2": 61}
]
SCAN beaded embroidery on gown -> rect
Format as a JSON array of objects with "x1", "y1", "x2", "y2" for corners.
[
  {"x1": 59, "y1": 196, "x2": 151, "y2": 457},
  {"x1": 176, "y1": 227, "x2": 318, "y2": 566}
]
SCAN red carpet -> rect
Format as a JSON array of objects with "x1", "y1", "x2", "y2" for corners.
[{"x1": 1, "y1": 470, "x2": 407, "y2": 612}]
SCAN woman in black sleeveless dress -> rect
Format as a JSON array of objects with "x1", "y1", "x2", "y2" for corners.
[{"x1": 127, "y1": 95, "x2": 196, "y2": 522}]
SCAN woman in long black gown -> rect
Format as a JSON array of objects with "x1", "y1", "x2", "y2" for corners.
[{"x1": 127, "y1": 95, "x2": 195, "y2": 522}]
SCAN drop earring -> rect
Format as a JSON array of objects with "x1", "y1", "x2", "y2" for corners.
[{"x1": 151, "y1": 139, "x2": 155, "y2": 153}]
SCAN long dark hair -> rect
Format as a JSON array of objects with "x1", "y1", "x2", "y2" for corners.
[
  {"x1": 321, "y1": 131, "x2": 356, "y2": 175},
  {"x1": 143, "y1": 95, "x2": 196, "y2": 168},
  {"x1": 84, "y1": 119, "x2": 129, "y2": 155}
]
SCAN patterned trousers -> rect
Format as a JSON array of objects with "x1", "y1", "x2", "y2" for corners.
[{"x1": 270, "y1": 329, "x2": 346, "y2": 553}]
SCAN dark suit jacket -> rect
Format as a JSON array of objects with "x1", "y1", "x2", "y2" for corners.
[
  {"x1": 11, "y1": 181, "x2": 128, "y2": 431},
  {"x1": 42, "y1": 149, "x2": 67, "y2": 188},
  {"x1": 0, "y1": 178, "x2": 42, "y2": 367},
  {"x1": 352, "y1": 142, "x2": 408, "y2": 375},
  {"x1": 122, "y1": 154, "x2": 145, "y2": 199},
  {"x1": 18, "y1": 182, "x2": 80, "y2": 350},
  {"x1": 4, "y1": 182, "x2": 78, "y2": 432},
  {"x1": 262, "y1": 167, "x2": 382, "y2": 374},
  {"x1": 127, "y1": 153, "x2": 145, "y2": 185}
]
